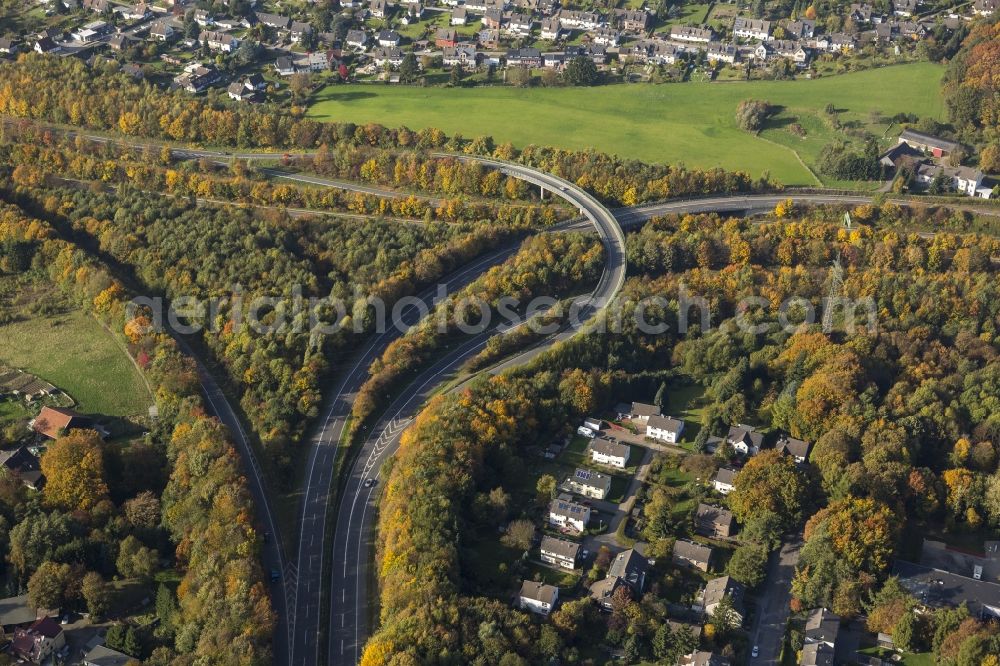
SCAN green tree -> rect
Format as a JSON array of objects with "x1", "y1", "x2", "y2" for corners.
[
  {"x1": 28, "y1": 561, "x2": 72, "y2": 610},
  {"x1": 729, "y1": 450, "x2": 808, "y2": 529},
  {"x1": 81, "y1": 571, "x2": 111, "y2": 617},
  {"x1": 564, "y1": 56, "x2": 599, "y2": 86},
  {"x1": 735, "y1": 99, "x2": 772, "y2": 132},
  {"x1": 117, "y1": 535, "x2": 158, "y2": 581},
  {"x1": 536, "y1": 474, "x2": 557, "y2": 501},
  {"x1": 727, "y1": 542, "x2": 769, "y2": 587},
  {"x1": 399, "y1": 53, "x2": 419, "y2": 83}
]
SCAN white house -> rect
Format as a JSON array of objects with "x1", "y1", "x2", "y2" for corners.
[
  {"x1": 548, "y1": 497, "x2": 591, "y2": 532},
  {"x1": 727, "y1": 424, "x2": 763, "y2": 456},
  {"x1": 563, "y1": 467, "x2": 612, "y2": 500},
  {"x1": 733, "y1": 17, "x2": 771, "y2": 41},
  {"x1": 540, "y1": 535, "x2": 580, "y2": 570},
  {"x1": 518, "y1": 580, "x2": 558, "y2": 615},
  {"x1": 712, "y1": 466, "x2": 738, "y2": 495},
  {"x1": 589, "y1": 438, "x2": 630, "y2": 468},
  {"x1": 646, "y1": 415, "x2": 684, "y2": 443},
  {"x1": 776, "y1": 436, "x2": 812, "y2": 463}
]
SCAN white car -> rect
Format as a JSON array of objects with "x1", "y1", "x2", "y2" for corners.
[
  {"x1": 363, "y1": 478, "x2": 376, "y2": 488},
  {"x1": 751, "y1": 645, "x2": 759, "y2": 658}
]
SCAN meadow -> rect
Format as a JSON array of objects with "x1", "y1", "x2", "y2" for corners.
[
  {"x1": 309, "y1": 62, "x2": 946, "y2": 185},
  {"x1": 0, "y1": 310, "x2": 151, "y2": 417}
]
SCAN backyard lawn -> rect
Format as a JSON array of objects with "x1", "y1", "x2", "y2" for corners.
[
  {"x1": 309, "y1": 62, "x2": 945, "y2": 185},
  {"x1": 0, "y1": 310, "x2": 151, "y2": 417}
]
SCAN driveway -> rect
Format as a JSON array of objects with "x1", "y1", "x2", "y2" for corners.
[{"x1": 750, "y1": 535, "x2": 803, "y2": 665}]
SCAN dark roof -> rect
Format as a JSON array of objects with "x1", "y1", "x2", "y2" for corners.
[
  {"x1": 519, "y1": 580, "x2": 557, "y2": 604},
  {"x1": 703, "y1": 575, "x2": 745, "y2": 611},
  {"x1": 899, "y1": 129, "x2": 961, "y2": 152},
  {"x1": 589, "y1": 438, "x2": 630, "y2": 460},
  {"x1": 568, "y1": 467, "x2": 612, "y2": 493},
  {"x1": 799, "y1": 643, "x2": 834, "y2": 666},
  {"x1": 647, "y1": 414, "x2": 684, "y2": 434},
  {"x1": 727, "y1": 424, "x2": 763, "y2": 449},
  {"x1": 893, "y1": 559, "x2": 1000, "y2": 619},
  {"x1": 804, "y1": 607, "x2": 841, "y2": 644},
  {"x1": 713, "y1": 466, "x2": 738, "y2": 486},
  {"x1": 540, "y1": 536, "x2": 580, "y2": 561},
  {"x1": 0, "y1": 595, "x2": 35, "y2": 628},
  {"x1": 673, "y1": 539, "x2": 713, "y2": 565},
  {"x1": 776, "y1": 436, "x2": 811, "y2": 459},
  {"x1": 630, "y1": 401, "x2": 661, "y2": 417},
  {"x1": 84, "y1": 644, "x2": 132, "y2": 666},
  {"x1": 696, "y1": 503, "x2": 735, "y2": 533},
  {"x1": 608, "y1": 548, "x2": 648, "y2": 588}
]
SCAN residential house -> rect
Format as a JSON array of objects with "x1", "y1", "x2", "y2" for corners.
[
  {"x1": 0, "y1": 368, "x2": 56, "y2": 400},
  {"x1": 506, "y1": 47, "x2": 542, "y2": 67},
  {"x1": 31, "y1": 406, "x2": 94, "y2": 440},
  {"x1": 84, "y1": 645, "x2": 133, "y2": 666},
  {"x1": 371, "y1": 47, "x2": 405, "y2": 67},
  {"x1": 119, "y1": 3, "x2": 150, "y2": 20},
  {"x1": 695, "y1": 503, "x2": 735, "y2": 539},
  {"x1": 646, "y1": 414, "x2": 684, "y2": 443},
  {"x1": 72, "y1": 20, "x2": 110, "y2": 42},
  {"x1": 973, "y1": 0, "x2": 997, "y2": 16},
  {"x1": 442, "y1": 44, "x2": 476, "y2": 67},
  {"x1": 804, "y1": 607, "x2": 840, "y2": 647},
  {"x1": 785, "y1": 19, "x2": 815, "y2": 39},
  {"x1": 401, "y1": 2, "x2": 424, "y2": 24},
  {"x1": 680, "y1": 652, "x2": 731, "y2": 666},
  {"x1": 893, "y1": 539, "x2": 1000, "y2": 619},
  {"x1": 548, "y1": 497, "x2": 591, "y2": 532},
  {"x1": 592, "y1": 26, "x2": 620, "y2": 47},
  {"x1": 346, "y1": 30, "x2": 368, "y2": 49},
  {"x1": 518, "y1": 580, "x2": 558, "y2": 615},
  {"x1": 631, "y1": 40, "x2": 681, "y2": 65},
  {"x1": 892, "y1": 0, "x2": 918, "y2": 16},
  {"x1": 478, "y1": 29, "x2": 501, "y2": 48},
  {"x1": 712, "y1": 466, "x2": 738, "y2": 495},
  {"x1": 192, "y1": 9, "x2": 213, "y2": 26},
  {"x1": 849, "y1": 3, "x2": 881, "y2": 23},
  {"x1": 377, "y1": 29, "x2": 401, "y2": 47},
  {"x1": 121, "y1": 63, "x2": 144, "y2": 80},
  {"x1": 435, "y1": 28, "x2": 458, "y2": 48},
  {"x1": 202, "y1": 30, "x2": 239, "y2": 52},
  {"x1": 670, "y1": 25, "x2": 713, "y2": 43},
  {"x1": 256, "y1": 12, "x2": 290, "y2": 30},
  {"x1": 898, "y1": 129, "x2": 962, "y2": 157},
  {"x1": 726, "y1": 424, "x2": 763, "y2": 456},
  {"x1": 614, "y1": 8, "x2": 650, "y2": 32},
  {"x1": 591, "y1": 548, "x2": 649, "y2": 609},
  {"x1": 563, "y1": 467, "x2": 612, "y2": 500},
  {"x1": 451, "y1": 7, "x2": 468, "y2": 25},
  {"x1": 673, "y1": 539, "x2": 713, "y2": 572},
  {"x1": 828, "y1": 32, "x2": 857, "y2": 51},
  {"x1": 175, "y1": 65, "x2": 222, "y2": 93},
  {"x1": 306, "y1": 51, "x2": 331, "y2": 72},
  {"x1": 483, "y1": 8, "x2": 503, "y2": 30},
  {"x1": 290, "y1": 22, "x2": 313, "y2": 43},
  {"x1": 733, "y1": 17, "x2": 771, "y2": 41},
  {"x1": 507, "y1": 13, "x2": 533, "y2": 37},
  {"x1": 915, "y1": 163, "x2": 989, "y2": 198},
  {"x1": 0, "y1": 595, "x2": 36, "y2": 633},
  {"x1": 706, "y1": 42, "x2": 738, "y2": 63},
  {"x1": 149, "y1": 21, "x2": 175, "y2": 41},
  {"x1": 82, "y1": 0, "x2": 111, "y2": 13},
  {"x1": 12, "y1": 617, "x2": 65, "y2": 664},
  {"x1": 0, "y1": 37, "x2": 18, "y2": 55},
  {"x1": 776, "y1": 436, "x2": 812, "y2": 463},
  {"x1": 540, "y1": 17, "x2": 563, "y2": 40},
  {"x1": 799, "y1": 643, "x2": 835, "y2": 666},
  {"x1": 370, "y1": 0, "x2": 388, "y2": 19},
  {"x1": 558, "y1": 9, "x2": 603, "y2": 30},
  {"x1": 628, "y1": 401, "x2": 661, "y2": 423},
  {"x1": 700, "y1": 575, "x2": 746, "y2": 622},
  {"x1": 589, "y1": 438, "x2": 630, "y2": 468},
  {"x1": 567, "y1": 43, "x2": 607, "y2": 64},
  {"x1": 275, "y1": 56, "x2": 297, "y2": 76},
  {"x1": 540, "y1": 535, "x2": 580, "y2": 569},
  {"x1": 228, "y1": 80, "x2": 259, "y2": 102}
]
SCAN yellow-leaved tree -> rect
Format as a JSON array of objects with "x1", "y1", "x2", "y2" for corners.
[{"x1": 40, "y1": 429, "x2": 109, "y2": 512}]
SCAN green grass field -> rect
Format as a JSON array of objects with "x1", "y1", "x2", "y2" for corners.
[
  {"x1": 0, "y1": 310, "x2": 151, "y2": 417},
  {"x1": 309, "y1": 62, "x2": 945, "y2": 185}
]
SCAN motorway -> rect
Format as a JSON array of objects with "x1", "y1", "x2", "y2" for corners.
[{"x1": 46, "y1": 131, "x2": 999, "y2": 665}]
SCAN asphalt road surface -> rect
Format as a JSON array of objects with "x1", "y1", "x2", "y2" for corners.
[{"x1": 750, "y1": 536, "x2": 804, "y2": 665}]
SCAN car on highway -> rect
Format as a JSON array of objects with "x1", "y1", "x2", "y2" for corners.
[
  {"x1": 751, "y1": 645, "x2": 759, "y2": 658},
  {"x1": 364, "y1": 478, "x2": 376, "y2": 488},
  {"x1": 270, "y1": 569, "x2": 281, "y2": 583}
]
